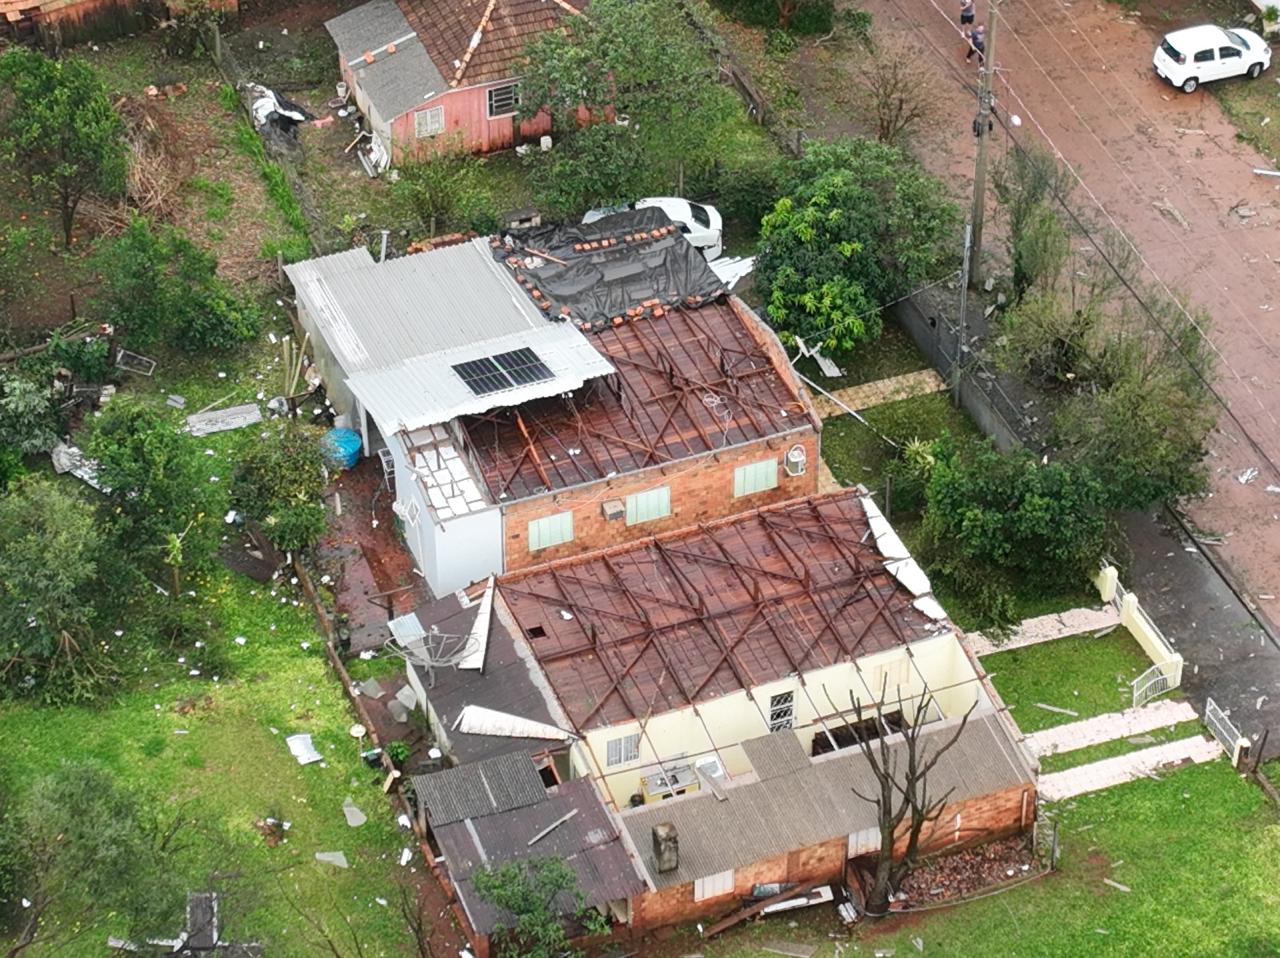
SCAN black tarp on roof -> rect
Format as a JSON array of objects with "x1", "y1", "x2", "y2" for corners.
[{"x1": 494, "y1": 208, "x2": 726, "y2": 331}]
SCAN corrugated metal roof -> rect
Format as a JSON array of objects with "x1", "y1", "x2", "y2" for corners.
[
  {"x1": 620, "y1": 713, "x2": 1033, "y2": 889},
  {"x1": 325, "y1": 0, "x2": 447, "y2": 121},
  {"x1": 435, "y1": 778, "x2": 646, "y2": 934},
  {"x1": 740, "y1": 731, "x2": 812, "y2": 782},
  {"x1": 346, "y1": 319, "x2": 615, "y2": 433},
  {"x1": 410, "y1": 751, "x2": 548, "y2": 825}
]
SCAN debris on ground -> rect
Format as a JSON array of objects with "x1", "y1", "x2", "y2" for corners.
[
  {"x1": 315, "y1": 851, "x2": 349, "y2": 869},
  {"x1": 1103, "y1": 878, "x2": 1131, "y2": 892},
  {"x1": 187, "y1": 403, "x2": 264, "y2": 437},
  {"x1": 1238, "y1": 467, "x2": 1260, "y2": 484},
  {"x1": 1034, "y1": 702, "x2": 1079, "y2": 717},
  {"x1": 1152, "y1": 198, "x2": 1190, "y2": 230},
  {"x1": 899, "y1": 835, "x2": 1038, "y2": 905},
  {"x1": 761, "y1": 943, "x2": 816, "y2": 958},
  {"x1": 286, "y1": 733, "x2": 322, "y2": 765},
  {"x1": 342, "y1": 797, "x2": 368, "y2": 827}
]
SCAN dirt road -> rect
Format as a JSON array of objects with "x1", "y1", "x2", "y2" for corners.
[{"x1": 832, "y1": 0, "x2": 1280, "y2": 625}]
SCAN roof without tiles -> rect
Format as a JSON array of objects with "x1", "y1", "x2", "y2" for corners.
[
  {"x1": 497, "y1": 491, "x2": 942, "y2": 733},
  {"x1": 620, "y1": 713, "x2": 1034, "y2": 889},
  {"x1": 396, "y1": 0, "x2": 584, "y2": 91},
  {"x1": 455, "y1": 297, "x2": 815, "y2": 503}
]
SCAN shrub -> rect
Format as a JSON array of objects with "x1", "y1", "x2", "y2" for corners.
[
  {"x1": 232, "y1": 422, "x2": 330, "y2": 553},
  {"x1": 384, "y1": 740, "x2": 410, "y2": 766}
]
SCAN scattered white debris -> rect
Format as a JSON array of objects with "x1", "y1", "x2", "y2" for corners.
[
  {"x1": 1103, "y1": 878, "x2": 1131, "y2": 893},
  {"x1": 235, "y1": 636, "x2": 247, "y2": 645},
  {"x1": 399, "y1": 847, "x2": 413, "y2": 866},
  {"x1": 315, "y1": 851, "x2": 349, "y2": 868},
  {"x1": 286, "y1": 733, "x2": 323, "y2": 765},
  {"x1": 1239, "y1": 467, "x2": 1260, "y2": 484}
]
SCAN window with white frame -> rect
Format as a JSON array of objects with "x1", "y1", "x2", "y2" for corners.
[
  {"x1": 528, "y1": 511, "x2": 574, "y2": 551},
  {"x1": 625, "y1": 485, "x2": 671, "y2": 525},
  {"x1": 486, "y1": 83, "x2": 519, "y2": 118},
  {"x1": 733, "y1": 458, "x2": 778, "y2": 498},
  {"x1": 693, "y1": 869, "x2": 734, "y2": 901},
  {"x1": 768, "y1": 691, "x2": 795, "y2": 731},
  {"x1": 414, "y1": 105, "x2": 444, "y2": 138},
  {"x1": 605, "y1": 732, "x2": 641, "y2": 767}
]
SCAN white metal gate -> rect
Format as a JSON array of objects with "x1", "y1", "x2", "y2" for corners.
[
  {"x1": 1131, "y1": 662, "x2": 1175, "y2": 708},
  {"x1": 1205, "y1": 697, "x2": 1249, "y2": 768}
]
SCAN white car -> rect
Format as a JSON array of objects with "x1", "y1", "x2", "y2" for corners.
[
  {"x1": 1154, "y1": 24, "x2": 1270, "y2": 93},
  {"x1": 582, "y1": 197, "x2": 724, "y2": 260}
]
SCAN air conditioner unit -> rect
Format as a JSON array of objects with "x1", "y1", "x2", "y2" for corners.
[
  {"x1": 601, "y1": 498, "x2": 625, "y2": 521},
  {"x1": 783, "y1": 443, "x2": 807, "y2": 477}
]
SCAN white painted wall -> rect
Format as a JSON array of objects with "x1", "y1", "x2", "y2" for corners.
[
  {"x1": 426, "y1": 507, "x2": 504, "y2": 595},
  {"x1": 578, "y1": 632, "x2": 993, "y2": 807}
]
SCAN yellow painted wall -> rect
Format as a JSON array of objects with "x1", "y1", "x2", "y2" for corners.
[{"x1": 578, "y1": 632, "x2": 993, "y2": 807}]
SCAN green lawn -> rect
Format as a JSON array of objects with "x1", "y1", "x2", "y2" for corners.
[
  {"x1": 0, "y1": 570, "x2": 415, "y2": 956},
  {"x1": 794, "y1": 323, "x2": 930, "y2": 391},
  {"x1": 1038, "y1": 719, "x2": 1205, "y2": 774},
  {"x1": 980, "y1": 628, "x2": 1154, "y2": 734},
  {"x1": 929, "y1": 571, "x2": 1103, "y2": 635}
]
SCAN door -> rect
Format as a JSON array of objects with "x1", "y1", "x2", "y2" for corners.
[
  {"x1": 1192, "y1": 47, "x2": 1219, "y2": 80},
  {"x1": 1218, "y1": 44, "x2": 1244, "y2": 78}
]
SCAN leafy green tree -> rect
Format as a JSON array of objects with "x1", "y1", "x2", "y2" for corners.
[
  {"x1": 0, "y1": 225, "x2": 39, "y2": 315},
  {"x1": 0, "y1": 762, "x2": 184, "y2": 955},
  {"x1": 0, "y1": 49, "x2": 126, "y2": 248},
  {"x1": 922, "y1": 439, "x2": 1109, "y2": 615},
  {"x1": 232, "y1": 422, "x2": 329, "y2": 553},
  {"x1": 0, "y1": 374, "x2": 58, "y2": 455},
  {"x1": 757, "y1": 138, "x2": 959, "y2": 350},
  {"x1": 993, "y1": 147, "x2": 1075, "y2": 301},
  {"x1": 393, "y1": 138, "x2": 497, "y2": 236},
  {"x1": 522, "y1": 122, "x2": 648, "y2": 218},
  {"x1": 518, "y1": 0, "x2": 725, "y2": 193},
  {"x1": 714, "y1": 0, "x2": 834, "y2": 32},
  {"x1": 86, "y1": 399, "x2": 223, "y2": 590},
  {"x1": 0, "y1": 476, "x2": 104, "y2": 701},
  {"x1": 93, "y1": 216, "x2": 259, "y2": 351},
  {"x1": 472, "y1": 857, "x2": 606, "y2": 958}
]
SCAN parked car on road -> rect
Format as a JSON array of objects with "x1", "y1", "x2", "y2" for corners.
[
  {"x1": 1154, "y1": 24, "x2": 1270, "y2": 93},
  {"x1": 583, "y1": 197, "x2": 723, "y2": 260}
]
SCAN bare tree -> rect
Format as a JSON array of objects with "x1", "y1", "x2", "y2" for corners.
[
  {"x1": 847, "y1": 683, "x2": 976, "y2": 916},
  {"x1": 853, "y1": 39, "x2": 945, "y2": 147}
]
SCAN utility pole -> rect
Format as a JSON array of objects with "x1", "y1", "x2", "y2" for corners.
[{"x1": 968, "y1": 0, "x2": 999, "y2": 290}]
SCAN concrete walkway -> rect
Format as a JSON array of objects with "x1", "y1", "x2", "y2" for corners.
[
  {"x1": 1038, "y1": 736, "x2": 1224, "y2": 802},
  {"x1": 1022, "y1": 699, "x2": 1198, "y2": 759},
  {"x1": 809, "y1": 368, "x2": 946, "y2": 420},
  {"x1": 968, "y1": 606, "x2": 1121, "y2": 657}
]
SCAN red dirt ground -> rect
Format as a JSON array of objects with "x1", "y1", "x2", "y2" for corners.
[{"x1": 798, "y1": 0, "x2": 1280, "y2": 624}]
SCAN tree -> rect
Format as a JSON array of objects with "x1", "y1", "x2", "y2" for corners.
[
  {"x1": 518, "y1": 0, "x2": 725, "y2": 193},
  {"x1": 922, "y1": 439, "x2": 1109, "y2": 604},
  {"x1": 93, "y1": 216, "x2": 259, "y2": 351},
  {"x1": 992, "y1": 147, "x2": 1076, "y2": 301},
  {"x1": 232, "y1": 422, "x2": 329, "y2": 553},
  {"x1": 0, "y1": 476, "x2": 105, "y2": 701},
  {"x1": 0, "y1": 226, "x2": 39, "y2": 317},
  {"x1": 86, "y1": 399, "x2": 224, "y2": 590},
  {"x1": 852, "y1": 38, "x2": 944, "y2": 147},
  {"x1": 0, "y1": 49, "x2": 126, "y2": 248},
  {"x1": 0, "y1": 374, "x2": 58, "y2": 455},
  {"x1": 472, "y1": 857, "x2": 606, "y2": 958},
  {"x1": 715, "y1": 0, "x2": 834, "y2": 32},
  {"x1": 393, "y1": 139, "x2": 497, "y2": 237},
  {"x1": 522, "y1": 122, "x2": 648, "y2": 218},
  {"x1": 846, "y1": 685, "x2": 975, "y2": 916},
  {"x1": 0, "y1": 762, "x2": 184, "y2": 955},
  {"x1": 756, "y1": 139, "x2": 959, "y2": 349}
]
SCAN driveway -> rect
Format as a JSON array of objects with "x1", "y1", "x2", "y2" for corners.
[{"x1": 825, "y1": 0, "x2": 1280, "y2": 615}]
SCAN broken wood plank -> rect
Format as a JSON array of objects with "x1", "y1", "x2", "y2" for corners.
[
  {"x1": 1034, "y1": 702, "x2": 1079, "y2": 717},
  {"x1": 700, "y1": 876, "x2": 828, "y2": 939},
  {"x1": 1103, "y1": 878, "x2": 1131, "y2": 893}
]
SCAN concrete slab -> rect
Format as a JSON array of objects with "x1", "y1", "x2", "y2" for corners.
[
  {"x1": 969, "y1": 605, "x2": 1120, "y2": 657},
  {"x1": 1022, "y1": 699, "x2": 1198, "y2": 758},
  {"x1": 1038, "y1": 736, "x2": 1223, "y2": 802}
]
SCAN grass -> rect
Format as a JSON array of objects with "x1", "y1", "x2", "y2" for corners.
[
  {"x1": 793, "y1": 322, "x2": 929, "y2": 391},
  {"x1": 0, "y1": 569, "x2": 415, "y2": 956},
  {"x1": 980, "y1": 627, "x2": 1155, "y2": 734},
  {"x1": 1038, "y1": 718, "x2": 1205, "y2": 773},
  {"x1": 820, "y1": 391, "x2": 981, "y2": 494},
  {"x1": 930, "y1": 572, "x2": 1103, "y2": 635}
]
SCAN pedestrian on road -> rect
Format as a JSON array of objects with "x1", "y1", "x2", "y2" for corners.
[
  {"x1": 966, "y1": 23, "x2": 986, "y2": 63},
  {"x1": 960, "y1": 0, "x2": 975, "y2": 27}
]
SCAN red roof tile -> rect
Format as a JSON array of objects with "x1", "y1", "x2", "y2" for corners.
[{"x1": 395, "y1": 0, "x2": 584, "y2": 89}]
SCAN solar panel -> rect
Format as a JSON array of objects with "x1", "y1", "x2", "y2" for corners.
[{"x1": 452, "y1": 348, "x2": 554, "y2": 396}]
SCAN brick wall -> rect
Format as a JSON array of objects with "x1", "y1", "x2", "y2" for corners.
[
  {"x1": 628, "y1": 783, "x2": 1034, "y2": 931},
  {"x1": 500, "y1": 429, "x2": 820, "y2": 573},
  {"x1": 630, "y1": 837, "x2": 847, "y2": 930}
]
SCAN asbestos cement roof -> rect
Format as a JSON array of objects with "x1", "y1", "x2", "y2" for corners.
[
  {"x1": 620, "y1": 712, "x2": 1034, "y2": 889},
  {"x1": 326, "y1": 0, "x2": 447, "y2": 120},
  {"x1": 409, "y1": 751, "x2": 548, "y2": 825}
]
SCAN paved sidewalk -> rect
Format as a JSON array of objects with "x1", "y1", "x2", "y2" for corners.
[
  {"x1": 1038, "y1": 736, "x2": 1223, "y2": 802},
  {"x1": 809, "y1": 368, "x2": 946, "y2": 419},
  {"x1": 968, "y1": 606, "x2": 1120, "y2": 657},
  {"x1": 1022, "y1": 699, "x2": 1198, "y2": 759}
]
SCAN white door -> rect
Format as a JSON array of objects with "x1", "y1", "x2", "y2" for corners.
[
  {"x1": 1191, "y1": 47, "x2": 1220, "y2": 81},
  {"x1": 1217, "y1": 44, "x2": 1245, "y2": 78}
]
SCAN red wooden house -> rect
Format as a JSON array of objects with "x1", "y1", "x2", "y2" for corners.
[{"x1": 325, "y1": 0, "x2": 581, "y2": 161}]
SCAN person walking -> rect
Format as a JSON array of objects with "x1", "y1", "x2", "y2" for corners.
[
  {"x1": 959, "y1": 0, "x2": 975, "y2": 28},
  {"x1": 966, "y1": 22, "x2": 986, "y2": 63}
]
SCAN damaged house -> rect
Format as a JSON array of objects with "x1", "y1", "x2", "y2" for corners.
[
  {"x1": 285, "y1": 211, "x2": 820, "y2": 596},
  {"x1": 395, "y1": 489, "x2": 1035, "y2": 944},
  {"x1": 324, "y1": 0, "x2": 580, "y2": 160}
]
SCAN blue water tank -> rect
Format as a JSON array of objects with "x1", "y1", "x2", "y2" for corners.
[{"x1": 323, "y1": 427, "x2": 362, "y2": 470}]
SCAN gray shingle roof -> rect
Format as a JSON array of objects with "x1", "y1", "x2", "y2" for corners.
[
  {"x1": 326, "y1": 0, "x2": 446, "y2": 121},
  {"x1": 620, "y1": 713, "x2": 1034, "y2": 889},
  {"x1": 740, "y1": 731, "x2": 812, "y2": 782},
  {"x1": 410, "y1": 751, "x2": 548, "y2": 825}
]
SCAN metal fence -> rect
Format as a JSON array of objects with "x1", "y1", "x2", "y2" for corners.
[
  {"x1": 1205, "y1": 697, "x2": 1249, "y2": 769},
  {"x1": 1131, "y1": 661, "x2": 1176, "y2": 709}
]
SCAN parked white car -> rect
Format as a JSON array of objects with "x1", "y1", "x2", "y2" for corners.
[
  {"x1": 1154, "y1": 24, "x2": 1271, "y2": 93},
  {"x1": 583, "y1": 197, "x2": 724, "y2": 260}
]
